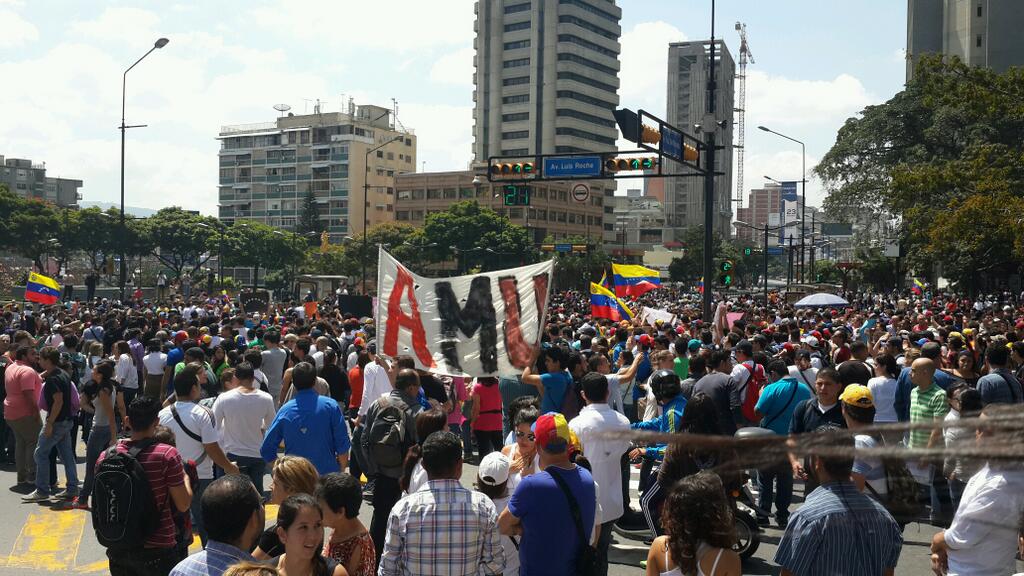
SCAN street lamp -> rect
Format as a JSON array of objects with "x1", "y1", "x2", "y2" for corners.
[
  {"x1": 734, "y1": 219, "x2": 801, "y2": 304},
  {"x1": 362, "y1": 134, "x2": 405, "y2": 295},
  {"x1": 119, "y1": 37, "x2": 169, "y2": 303},
  {"x1": 758, "y1": 125, "x2": 806, "y2": 282}
]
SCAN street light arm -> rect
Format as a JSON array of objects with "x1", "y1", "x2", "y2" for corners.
[{"x1": 758, "y1": 125, "x2": 804, "y2": 147}]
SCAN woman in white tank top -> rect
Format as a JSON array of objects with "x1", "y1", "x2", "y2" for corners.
[
  {"x1": 500, "y1": 407, "x2": 540, "y2": 493},
  {"x1": 644, "y1": 472, "x2": 742, "y2": 576}
]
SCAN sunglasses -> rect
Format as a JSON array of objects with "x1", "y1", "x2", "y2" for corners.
[{"x1": 515, "y1": 431, "x2": 535, "y2": 441}]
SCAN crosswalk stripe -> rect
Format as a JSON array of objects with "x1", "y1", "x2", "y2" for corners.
[{"x1": 5, "y1": 509, "x2": 86, "y2": 571}]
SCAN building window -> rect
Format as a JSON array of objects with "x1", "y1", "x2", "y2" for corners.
[
  {"x1": 376, "y1": 150, "x2": 384, "y2": 158},
  {"x1": 443, "y1": 188, "x2": 456, "y2": 199},
  {"x1": 387, "y1": 152, "x2": 394, "y2": 160},
  {"x1": 556, "y1": 127, "x2": 616, "y2": 146},
  {"x1": 977, "y1": 4, "x2": 983, "y2": 17},
  {"x1": 556, "y1": 90, "x2": 615, "y2": 110},
  {"x1": 503, "y1": 112, "x2": 530, "y2": 122},
  {"x1": 502, "y1": 130, "x2": 530, "y2": 140},
  {"x1": 503, "y1": 58, "x2": 530, "y2": 68},
  {"x1": 976, "y1": 34, "x2": 983, "y2": 47},
  {"x1": 558, "y1": 15, "x2": 616, "y2": 41},
  {"x1": 556, "y1": 108, "x2": 615, "y2": 128},
  {"x1": 504, "y1": 2, "x2": 531, "y2": 14},
  {"x1": 396, "y1": 211, "x2": 409, "y2": 221},
  {"x1": 557, "y1": 53, "x2": 617, "y2": 76},
  {"x1": 503, "y1": 76, "x2": 530, "y2": 86},
  {"x1": 412, "y1": 189, "x2": 425, "y2": 199},
  {"x1": 504, "y1": 39, "x2": 531, "y2": 50},
  {"x1": 427, "y1": 189, "x2": 441, "y2": 199},
  {"x1": 503, "y1": 94, "x2": 530, "y2": 104},
  {"x1": 405, "y1": 138, "x2": 412, "y2": 146},
  {"x1": 459, "y1": 188, "x2": 474, "y2": 198},
  {"x1": 557, "y1": 72, "x2": 617, "y2": 94},
  {"x1": 558, "y1": 0, "x2": 618, "y2": 23},
  {"x1": 558, "y1": 34, "x2": 617, "y2": 58},
  {"x1": 502, "y1": 148, "x2": 530, "y2": 155},
  {"x1": 504, "y1": 21, "x2": 531, "y2": 32}
]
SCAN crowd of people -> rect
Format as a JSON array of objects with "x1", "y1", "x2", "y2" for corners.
[{"x1": 2, "y1": 283, "x2": 1024, "y2": 576}]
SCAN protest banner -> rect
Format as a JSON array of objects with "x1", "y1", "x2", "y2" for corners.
[
  {"x1": 238, "y1": 290, "x2": 271, "y2": 314},
  {"x1": 639, "y1": 306, "x2": 676, "y2": 326},
  {"x1": 376, "y1": 247, "x2": 553, "y2": 377}
]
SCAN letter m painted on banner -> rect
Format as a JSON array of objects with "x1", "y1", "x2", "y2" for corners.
[{"x1": 435, "y1": 277, "x2": 498, "y2": 373}]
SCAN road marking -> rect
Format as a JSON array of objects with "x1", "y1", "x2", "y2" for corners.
[
  {"x1": 5, "y1": 509, "x2": 86, "y2": 571},
  {"x1": 74, "y1": 559, "x2": 108, "y2": 574}
]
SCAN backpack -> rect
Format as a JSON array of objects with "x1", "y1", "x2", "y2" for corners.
[
  {"x1": 738, "y1": 361, "x2": 768, "y2": 423},
  {"x1": 91, "y1": 438, "x2": 160, "y2": 550},
  {"x1": 366, "y1": 398, "x2": 410, "y2": 477},
  {"x1": 867, "y1": 437, "x2": 925, "y2": 526}
]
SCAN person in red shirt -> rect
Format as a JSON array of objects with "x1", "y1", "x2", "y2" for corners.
[
  {"x1": 348, "y1": 352, "x2": 368, "y2": 419},
  {"x1": 4, "y1": 346, "x2": 43, "y2": 487},
  {"x1": 97, "y1": 396, "x2": 193, "y2": 575}
]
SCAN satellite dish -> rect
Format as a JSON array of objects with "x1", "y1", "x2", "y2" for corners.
[{"x1": 273, "y1": 103, "x2": 291, "y2": 116}]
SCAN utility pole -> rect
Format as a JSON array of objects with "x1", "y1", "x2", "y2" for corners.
[{"x1": 701, "y1": 0, "x2": 718, "y2": 322}]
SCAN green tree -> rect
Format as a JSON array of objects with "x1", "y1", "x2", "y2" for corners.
[
  {"x1": 142, "y1": 207, "x2": 217, "y2": 279},
  {"x1": 346, "y1": 222, "x2": 432, "y2": 291},
  {"x1": 2, "y1": 191, "x2": 59, "y2": 269},
  {"x1": 421, "y1": 201, "x2": 534, "y2": 274},
  {"x1": 543, "y1": 235, "x2": 610, "y2": 291},
  {"x1": 221, "y1": 221, "x2": 303, "y2": 289},
  {"x1": 296, "y1": 190, "x2": 323, "y2": 245}
]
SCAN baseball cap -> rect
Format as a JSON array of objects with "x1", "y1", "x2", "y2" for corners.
[
  {"x1": 638, "y1": 334, "x2": 652, "y2": 347},
  {"x1": 840, "y1": 384, "x2": 874, "y2": 408},
  {"x1": 533, "y1": 412, "x2": 573, "y2": 453},
  {"x1": 802, "y1": 335, "x2": 820, "y2": 348},
  {"x1": 687, "y1": 338, "x2": 701, "y2": 352},
  {"x1": 477, "y1": 452, "x2": 511, "y2": 486},
  {"x1": 916, "y1": 338, "x2": 930, "y2": 346},
  {"x1": 367, "y1": 340, "x2": 377, "y2": 354}
]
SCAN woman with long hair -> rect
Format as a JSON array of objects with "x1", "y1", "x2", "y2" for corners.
[
  {"x1": 644, "y1": 472, "x2": 741, "y2": 576},
  {"x1": 254, "y1": 455, "x2": 321, "y2": 559},
  {"x1": 273, "y1": 494, "x2": 345, "y2": 576},
  {"x1": 470, "y1": 376, "x2": 504, "y2": 458},
  {"x1": 500, "y1": 406, "x2": 540, "y2": 493},
  {"x1": 74, "y1": 360, "x2": 123, "y2": 509},
  {"x1": 112, "y1": 340, "x2": 139, "y2": 406},
  {"x1": 952, "y1": 350, "x2": 981, "y2": 388},
  {"x1": 867, "y1": 354, "x2": 900, "y2": 428},
  {"x1": 399, "y1": 408, "x2": 448, "y2": 495}
]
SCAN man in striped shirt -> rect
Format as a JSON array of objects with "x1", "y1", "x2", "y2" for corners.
[
  {"x1": 908, "y1": 358, "x2": 951, "y2": 525},
  {"x1": 774, "y1": 434, "x2": 903, "y2": 575}
]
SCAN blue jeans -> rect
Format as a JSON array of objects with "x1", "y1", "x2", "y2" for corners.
[
  {"x1": 228, "y1": 454, "x2": 266, "y2": 495},
  {"x1": 757, "y1": 462, "x2": 794, "y2": 523},
  {"x1": 949, "y1": 477, "x2": 967, "y2": 513},
  {"x1": 191, "y1": 478, "x2": 213, "y2": 547},
  {"x1": 450, "y1": 423, "x2": 473, "y2": 458},
  {"x1": 34, "y1": 419, "x2": 79, "y2": 495},
  {"x1": 80, "y1": 426, "x2": 112, "y2": 501}
]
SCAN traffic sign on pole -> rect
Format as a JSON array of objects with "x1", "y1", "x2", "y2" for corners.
[
  {"x1": 571, "y1": 183, "x2": 590, "y2": 202},
  {"x1": 543, "y1": 156, "x2": 603, "y2": 179}
]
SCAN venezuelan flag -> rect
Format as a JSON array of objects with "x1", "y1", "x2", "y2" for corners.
[
  {"x1": 590, "y1": 282, "x2": 634, "y2": 322},
  {"x1": 911, "y1": 277, "x2": 926, "y2": 295},
  {"x1": 25, "y1": 272, "x2": 60, "y2": 305},
  {"x1": 698, "y1": 276, "x2": 704, "y2": 294},
  {"x1": 598, "y1": 270, "x2": 613, "y2": 292},
  {"x1": 611, "y1": 263, "x2": 661, "y2": 298}
]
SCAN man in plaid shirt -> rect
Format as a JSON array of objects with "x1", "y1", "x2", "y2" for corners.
[{"x1": 379, "y1": 431, "x2": 504, "y2": 576}]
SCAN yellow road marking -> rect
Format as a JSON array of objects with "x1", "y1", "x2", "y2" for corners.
[
  {"x1": 74, "y1": 559, "x2": 108, "y2": 573},
  {"x1": 6, "y1": 509, "x2": 86, "y2": 571}
]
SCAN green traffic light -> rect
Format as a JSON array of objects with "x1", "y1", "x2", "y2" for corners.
[
  {"x1": 523, "y1": 163, "x2": 533, "y2": 173},
  {"x1": 512, "y1": 164, "x2": 522, "y2": 173},
  {"x1": 640, "y1": 158, "x2": 654, "y2": 169},
  {"x1": 629, "y1": 158, "x2": 640, "y2": 170},
  {"x1": 743, "y1": 247, "x2": 752, "y2": 256}
]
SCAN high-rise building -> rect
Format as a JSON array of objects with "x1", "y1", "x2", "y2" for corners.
[
  {"x1": 734, "y1": 183, "x2": 781, "y2": 245},
  {"x1": 216, "y1": 103, "x2": 415, "y2": 241},
  {"x1": 0, "y1": 155, "x2": 82, "y2": 208},
  {"x1": 665, "y1": 40, "x2": 734, "y2": 237},
  {"x1": 907, "y1": 0, "x2": 1024, "y2": 80},
  {"x1": 472, "y1": 0, "x2": 622, "y2": 161}
]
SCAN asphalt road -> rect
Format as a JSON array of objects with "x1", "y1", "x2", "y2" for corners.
[{"x1": 0, "y1": 439, "x2": 1014, "y2": 575}]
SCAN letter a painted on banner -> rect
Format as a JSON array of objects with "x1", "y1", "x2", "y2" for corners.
[{"x1": 383, "y1": 265, "x2": 434, "y2": 367}]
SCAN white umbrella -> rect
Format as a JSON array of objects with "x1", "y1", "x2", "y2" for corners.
[{"x1": 793, "y1": 292, "x2": 849, "y2": 308}]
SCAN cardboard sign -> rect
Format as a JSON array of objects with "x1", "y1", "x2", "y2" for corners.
[{"x1": 376, "y1": 248, "x2": 553, "y2": 377}]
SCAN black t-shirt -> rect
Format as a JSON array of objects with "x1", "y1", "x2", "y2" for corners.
[
  {"x1": 419, "y1": 373, "x2": 449, "y2": 406},
  {"x1": 789, "y1": 398, "x2": 846, "y2": 435},
  {"x1": 837, "y1": 360, "x2": 873, "y2": 386},
  {"x1": 256, "y1": 525, "x2": 284, "y2": 557},
  {"x1": 43, "y1": 370, "x2": 73, "y2": 422}
]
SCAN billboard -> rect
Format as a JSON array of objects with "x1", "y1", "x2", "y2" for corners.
[
  {"x1": 780, "y1": 181, "x2": 800, "y2": 244},
  {"x1": 820, "y1": 222, "x2": 854, "y2": 237}
]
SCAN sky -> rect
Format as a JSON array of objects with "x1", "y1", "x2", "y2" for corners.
[{"x1": 0, "y1": 0, "x2": 907, "y2": 216}]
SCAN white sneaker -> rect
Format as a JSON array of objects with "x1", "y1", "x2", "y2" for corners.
[{"x1": 21, "y1": 490, "x2": 50, "y2": 503}]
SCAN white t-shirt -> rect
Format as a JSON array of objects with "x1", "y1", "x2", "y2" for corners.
[
  {"x1": 212, "y1": 387, "x2": 276, "y2": 459},
  {"x1": 143, "y1": 352, "x2": 167, "y2": 376},
  {"x1": 406, "y1": 462, "x2": 427, "y2": 495},
  {"x1": 867, "y1": 376, "x2": 898, "y2": 423},
  {"x1": 311, "y1": 350, "x2": 325, "y2": 370},
  {"x1": 491, "y1": 494, "x2": 521, "y2": 576},
  {"x1": 159, "y1": 401, "x2": 221, "y2": 480},
  {"x1": 945, "y1": 464, "x2": 1024, "y2": 576},
  {"x1": 788, "y1": 366, "x2": 818, "y2": 389},
  {"x1": 359, "y1": 361, "x2": 392, "y2": 417},
  {"x1": 114, "y1": 354, "x2": 139, "y2": 390}
]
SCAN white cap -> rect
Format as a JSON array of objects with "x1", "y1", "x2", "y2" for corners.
[
  {"x1": 478, "y1": 452, "x2": 511, "y2": 486},
  {"x1": 802, "y1": 335, "x2": 820, "y2": 348}
]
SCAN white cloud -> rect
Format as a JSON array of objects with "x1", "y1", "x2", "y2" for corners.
[
  {"x1": 619, "y1": 21, "x2": 686, "y2": 117},
  {"x1": 745, "y1": 70, "x2": 874, "y2": 128},
  {"x1": 430, "y1": 47, "x2": 474, "y2": 86},
  {"x1": 68, "y1": 6, "x2": 162, "y2": 47},
  {"x1": 0, "y1": 8, "x2": 38, "y2": 48},
  {"x1": 397, "y1": 102, "x2": 473, "y2": 172},
  {"x1": 740, "y1": 150, "x2": 826, "y2": 208}
]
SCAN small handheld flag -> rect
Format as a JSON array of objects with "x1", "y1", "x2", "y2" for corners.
[
  {"x1": 590, "y1": 282, "x2": 634, "y2": 322},
  {"x1": 25, "y1": 272, "x2": 60, "y2": 305},
  {"x1": 611, "y1": 263, "x2": 661, "y2": 298}
]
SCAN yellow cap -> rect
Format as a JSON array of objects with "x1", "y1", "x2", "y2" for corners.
[{"x1": 839, "y1": 384, "x2": 874, "y2": 408}]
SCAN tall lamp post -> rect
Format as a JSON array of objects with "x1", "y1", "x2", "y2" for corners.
[
  {"x1": 120, "y1": 37, "x2": 169, "y2": 303},
  {"x1": 758, "y1": 126, "x2": 806, "y2": 282},
  {"x1": 734, "y1": 219, "x2": 801, "y2": 304},
  {"x1": 361, "y1": 134, "x2": 405, "y2": 295}
]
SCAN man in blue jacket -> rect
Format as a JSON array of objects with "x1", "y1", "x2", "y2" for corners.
[{"x1": 629, "y1": 370, "x2": 687, "y2": 462}]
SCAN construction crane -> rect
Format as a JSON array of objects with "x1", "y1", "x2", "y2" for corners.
[{"x1": 734, "y1": 22, "x2": 754, "y2": 208}]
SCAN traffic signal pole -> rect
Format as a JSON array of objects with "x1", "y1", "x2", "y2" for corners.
[{"x1": 701, "y1": 0, "x2": 718, "y2": 323}]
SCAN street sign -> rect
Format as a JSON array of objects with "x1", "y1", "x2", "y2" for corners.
[
  {"x1": 543, "y1": 156, "x2": 602, "y2": 178},
  {"x1": 767, "y1": 247, "x2": 784, "y2": 256},
  {"x1": 554, "y1": 243, "x2": 573, "y2": 253},
  {"x1": 661, "y1": 125, "x2": 683, "y2": 162},
  {"x1": 571, "y1": 183, "x2": 590, "y2": 202}
]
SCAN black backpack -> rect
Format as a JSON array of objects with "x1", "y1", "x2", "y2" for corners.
[
  {"x1": 91, "y1": 438, "x2": 160, "y2": 550},
  {"x1": 366, "y1": 398, "x2": 410, "y2": 478}
]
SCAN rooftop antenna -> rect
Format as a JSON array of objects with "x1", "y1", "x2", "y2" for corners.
[{"x1": 273, "y1": 103, "x2": 291, "y2": 118}]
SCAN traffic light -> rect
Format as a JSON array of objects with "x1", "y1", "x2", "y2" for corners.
[
  {"x1": 718, "y1": 259, "x2": 734, "y2": 286},
  {"x1": 640, "y1": 124, "x2": 661, "y2": 145},
  {"x1": 490, "y1": 161, "x2": 536, "y2": 178},
  {"x1": 683, "y1": 143, "x2": 699, "y2": 163},
  {"x1": 604, "y1": 157, "x2": 658, "y2": 173},
  {"x1": 503, "y1": 184, "x2": 530, "y2": 206}
]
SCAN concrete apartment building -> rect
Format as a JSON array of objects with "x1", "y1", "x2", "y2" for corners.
[
  {"x1": 666, "y1": 40, "x2": 734, "y2": 237},
  {"x1": 0, "y1": 155, "x2": 82, "y2": 208},
  {"x1": 609, "y1": 189, "x2": 668, "y2": 262},
  {"x1": 907, "y1": 0, "x2": 1024, "y2": 79},
  {"x1": 734, "y1": 183, "x2": 781, "y2": 245},
  {"x1": 216, "y1": 102, "x2": 416, "y2": 241},
  {"x1": 394, "y1": 169, "x2": 606, "y2": 244}
]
